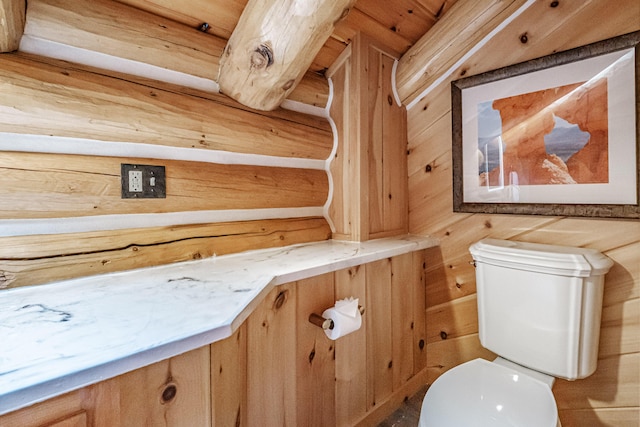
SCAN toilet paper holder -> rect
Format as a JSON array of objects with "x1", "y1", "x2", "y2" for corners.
[{"x1": 309, "y1": 306, "x2": 365, "y2": 330}]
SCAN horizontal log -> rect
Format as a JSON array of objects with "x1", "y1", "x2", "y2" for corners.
[
  {"x1": 217, "y1": 0, "x2": 355, "y2": 110},
  {"x1": 17, "y1": 53, "x2": 331, "y2": 133},
  {"x1": 24, "y1": 0, "x2": 222, "y2": 81},
  {"x1": 288, "y1": 71, "x2": 331, "y2": 108},
  {"x1": 0, "y1": 53, "x2": 333, "y2": 160},
  {"x1": 0, "y1": 217, "x2": 331, "y2": 288},
  {"x1": 0, "y1": 0, "x2": 24, "y2": 52},
  {"x1": 0, "y1": 152, "x2": 328, "y2": 219},
  {"x1": 23, "y1": 0, "x2": 329, "y2": 108}
]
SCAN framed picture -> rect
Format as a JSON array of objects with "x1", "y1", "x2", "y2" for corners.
[{"x1": 452, "y1": 31, "x2": 639, "y2": 218}]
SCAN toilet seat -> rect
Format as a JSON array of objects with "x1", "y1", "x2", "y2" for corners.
[{"x1": 419, "y1": 358, "x2": 558, "y2": 427}]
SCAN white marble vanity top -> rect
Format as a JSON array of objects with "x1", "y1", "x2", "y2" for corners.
[{"x1": 0, "y1": 235, "x2": 437, "y2": 415}]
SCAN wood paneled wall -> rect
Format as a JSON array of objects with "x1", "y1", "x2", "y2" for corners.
[
  {"x1": 401, "y1": 1, "x2": 640, "y2": 425},
  {"x1": 328, "y1": 33, "x2": 408, "y2": 241},
  {"x1": 0, "y1": 51, "x2": 333, "y2": 289},
  {"x1": 198, "y1": 250, "x2": 430, "y2": 426}
]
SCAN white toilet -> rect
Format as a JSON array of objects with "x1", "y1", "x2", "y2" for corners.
[{"x1": 419, "y1": 238, "x2": 614, "y2": 427}]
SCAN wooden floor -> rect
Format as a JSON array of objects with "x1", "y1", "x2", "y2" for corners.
[{"x1": 377, "y1": 385, "x2": 428, "y2": 427}]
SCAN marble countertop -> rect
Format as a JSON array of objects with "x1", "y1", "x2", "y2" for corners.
[{"x1": 0, "y1": 235, "x2": 437, "y2": 415}]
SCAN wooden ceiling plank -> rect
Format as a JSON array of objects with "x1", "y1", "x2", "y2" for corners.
[
  {"x1": 353, "y1": 0, "x2": 438, "y2": 44},
  {"x1": 114, "y1": 0, "x2": 247, "y2": 40},
  {"x1": 413, "y1": 0, "x2": 456, "y2": 18},
  {"x1": 332, "y1": 7, "x2": 414, "y2": 55},
  {"x1": 0, "y1": 0, "x2": 25, "y2": 52}
]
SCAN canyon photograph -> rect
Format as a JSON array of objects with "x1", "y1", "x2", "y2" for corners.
[{"x1": 477, "y1": 77, "x2": 609, "y2": 188}]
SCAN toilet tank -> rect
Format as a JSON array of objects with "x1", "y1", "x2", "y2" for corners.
[{"x1": 470, "y1": 239, "x2": 614, "y2": 381}]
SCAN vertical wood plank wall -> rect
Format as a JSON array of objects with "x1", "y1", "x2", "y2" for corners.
[
  {"x1": 401, "y1": 1, "x2": 640, "y2": 425},
  {"x1": 328, "y1": 33, "x2": 408, "y2": 242},
  {"x1": 216, "y1": 251, "x2": 429, "y2": 427},
  {"x1": 0, "y1": 51, "x2": 333, "y2": 289}
]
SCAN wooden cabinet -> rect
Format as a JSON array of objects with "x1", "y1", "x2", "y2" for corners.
[
  {"x1": 1, "y1": 251, "x2": 427, "y2": 426},
  {"x1": 0, "y1": 381, "x2": 116, "y2": 427},
  {"x1": 0, "y1": 347, "x2": 210, "y2": 427},
  {"x1": 116, "y1": 346, "x2": 211, "y2": 426},
  {"x1": 214, "y1": 250, "x2": 428, "y2": 426},
  {"x1": 328, "y1": 32, "x2": 409, "y2": 241}
]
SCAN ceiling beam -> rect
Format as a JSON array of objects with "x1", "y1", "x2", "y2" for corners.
[
  {"x1": 395, "y1": 0, "x2": 530, "y2": 106},
  {"x1": 0, "y1": 0, "x2": 25, "y2": 52},
  {"x1": 217, "y1": 0, "x2": 356, "y2": 111}
]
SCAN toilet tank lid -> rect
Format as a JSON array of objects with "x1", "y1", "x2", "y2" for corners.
[{"x1": 470, "y1": 239, "x2": 614, "y2": 277}]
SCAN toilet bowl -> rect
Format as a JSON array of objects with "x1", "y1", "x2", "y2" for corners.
[
  {"x1": 417, "y1": 239, "x2": 612, "y2": 427},
  {"x1": 419, "y1": 358, "x2": 558, "y2": 427}
]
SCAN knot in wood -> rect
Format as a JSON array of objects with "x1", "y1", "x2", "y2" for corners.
[
  {"x1": 336, "y1": 7, "x2": 351, "y2": 23},
  {"x1": 252, "y1": 44, "x2": 274, "y2": 69},
  {"x1": 161, "y1": 384, "x2": 177, "y2": 403},
  {"x1": 0, "y1": 271, "x2": 14, "y2": 289},
  {"x1": 274, "y1": 290, "x2": 287, "y2": 309},
  {"x1": 282, "y1": 79, "x2": 295, "y2": 91}
]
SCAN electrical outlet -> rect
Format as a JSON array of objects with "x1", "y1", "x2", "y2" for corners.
[
  {"x1": 129, "y1": 170, "x2": 143, "y2": 192},
  {"x1": 121, "y1": 164, "x2": 166, "y2": 198}
]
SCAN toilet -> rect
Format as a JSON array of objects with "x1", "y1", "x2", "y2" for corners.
[{"x1": 418, "y1": 238, "x2": 614, "y2": 427}]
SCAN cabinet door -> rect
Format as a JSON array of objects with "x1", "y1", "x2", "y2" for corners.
[
  {"x1": 0, "y1": 382, "x2": 115, "y2": 427},
  {"x1": 0, "y1": 347, "x2": 210, "y2": 427},
  {"x1": 116, "y1": 346, "x2": 211, "y2": 426},
  {"x1": 245, "y1": 283, "x2": 298, "y2": 426}
]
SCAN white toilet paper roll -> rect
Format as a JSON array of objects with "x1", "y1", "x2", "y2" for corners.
[{"x1": 321, "y1": 307, "x2": 362, "y2": 340}]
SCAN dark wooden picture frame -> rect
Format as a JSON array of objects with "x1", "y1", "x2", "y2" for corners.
[{"x1": 452, "y1": 31, "x2": 639, "y2": 219}]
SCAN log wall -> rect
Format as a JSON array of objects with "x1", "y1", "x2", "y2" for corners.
[
  {"x1": 21, "y1": 0, "x2": 329, "y2": 108},
  {"x1": 401, "y1": 0, "x2": 640, "y2": 425},
  {"x1": 0, "y1": 51, "x2": 333, "y2": 289}
]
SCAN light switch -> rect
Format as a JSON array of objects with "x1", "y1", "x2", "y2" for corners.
[{"x1": 121, "y1": 164, "x2": 166, "y2": 198}]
